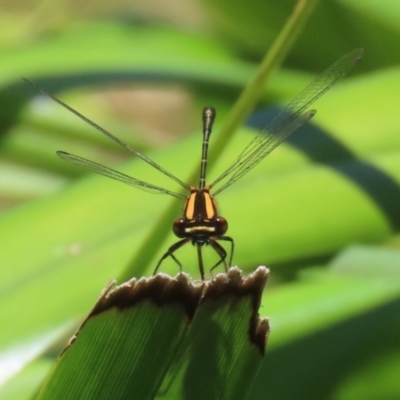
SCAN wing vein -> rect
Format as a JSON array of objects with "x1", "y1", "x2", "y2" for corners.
[
  {"x1": 23, "y1": 78, "x2": 190, "y2": 191},
  {"x1": 210, "y1": 48, "x2": 363, "y2": 195},
  {"x1": 57, "y1": 151, "x2": 186, "y2": 199}
]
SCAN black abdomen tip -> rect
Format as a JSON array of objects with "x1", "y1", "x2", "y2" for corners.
[
  {"x1": 202, "y1": 107, "x2": 216, "y2": 133},
  {"x1": 203, "y1": 106, "x2": 216, "y2": 120}
]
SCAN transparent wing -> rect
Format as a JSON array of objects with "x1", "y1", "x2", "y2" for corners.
[
  {"x1": 210, "y1": 48, "x2": 363, "y2": 196},
  {"x1": 23, "y1": 78, "x2": 190, "y2": 192},
  {"x1": 58, "y1": 151, "x2": 186, "y2": 199}
]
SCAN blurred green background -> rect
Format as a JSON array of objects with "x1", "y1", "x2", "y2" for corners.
[{"x1": 1, "y1": 0, "x2": 400, "y2": 399}]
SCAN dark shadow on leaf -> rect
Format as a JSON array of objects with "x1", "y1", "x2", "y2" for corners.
[{"x1": 248, "y1": 295, "x2": 400, "y2": 400}]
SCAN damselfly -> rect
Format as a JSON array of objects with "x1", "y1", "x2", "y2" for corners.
[{"x1": 27, "y1": 48, "x2": 362, "y2": 280}]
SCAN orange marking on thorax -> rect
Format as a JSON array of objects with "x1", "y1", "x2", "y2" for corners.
[
  {"x1": 204, "y1": 192, "x2": 216, "y2": 219},
  {"x1": 185, "y1": 190, "x2": 196, "y2": 220}
]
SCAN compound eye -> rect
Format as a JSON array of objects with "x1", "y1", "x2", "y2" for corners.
[
  {"x1": 215, "y1": 216, "x2": 228, "y2": 235},
  {"x1": 173, "y1": 218, "x2": 186, "y2": 238}
]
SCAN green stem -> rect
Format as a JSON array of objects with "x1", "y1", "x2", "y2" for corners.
[
  {"x1": 208, "y1": 0, "x2": 319, "y2": 169},
  {"x1": 119, "y1": 0, "x2": 320, "y2": 282}
]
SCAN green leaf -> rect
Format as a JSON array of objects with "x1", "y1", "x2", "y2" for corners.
[
  {"x1": 36, "y1": 268, "x2": 268, "y2": 399},
  {"x1": 329, "y1": 245, "x2": 400, "y2": 276},
  {"x1": 248, "y1": 269, "x2": 400, "y2": 400}
]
